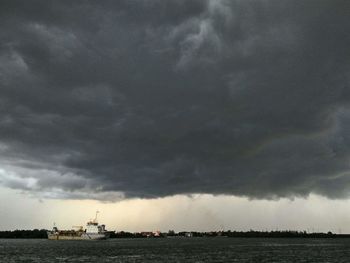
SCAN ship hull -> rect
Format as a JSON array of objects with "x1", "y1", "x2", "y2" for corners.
[{"x1": 47, "y1": 232, "x2": 110, "y2": 240}]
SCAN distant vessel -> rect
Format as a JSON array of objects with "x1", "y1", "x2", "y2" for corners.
[{"x1": 47, "y1": 211, "x2": 110, "y2": 240}]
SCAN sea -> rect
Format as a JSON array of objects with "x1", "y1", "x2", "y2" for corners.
[{"x1": 1, "y1": 238, "x2": 350, "y2": 262}]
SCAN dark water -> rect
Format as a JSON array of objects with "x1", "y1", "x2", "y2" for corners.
[{"x1": 1, "y1": 238, "x2": 350, "y2": 262}]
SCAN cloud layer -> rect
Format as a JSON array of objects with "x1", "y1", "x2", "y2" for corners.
[{"x1": 1, "y1": 0, "x2": 350, "y2": 200}]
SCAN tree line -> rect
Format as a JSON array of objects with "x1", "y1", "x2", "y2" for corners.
[
  {"x1": 0, "y1": 229, "x2": 48, "y2": 238},
  {"x1": 1, "y1": 229, "x2": 350, "y2": 239}
]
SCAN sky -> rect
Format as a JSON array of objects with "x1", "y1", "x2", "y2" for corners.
[{"x1": 1, "y1": 0, "x2": 350, "y2": 232}]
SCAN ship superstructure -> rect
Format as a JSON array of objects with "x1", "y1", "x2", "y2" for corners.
[{"x1": 47, "y1": 211, "x2": 110, "y2": 240}]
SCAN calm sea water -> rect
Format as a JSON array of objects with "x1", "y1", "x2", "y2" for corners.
[{"x1": 1, "y1": 238, "x2": 350, "y2": 262}]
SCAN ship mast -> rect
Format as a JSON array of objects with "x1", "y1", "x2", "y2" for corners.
[{"x1": 93, "y1": 211, "x2": 99, "y2": 223}]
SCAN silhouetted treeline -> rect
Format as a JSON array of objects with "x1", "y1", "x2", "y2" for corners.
[
  {"x1": 0, "y1": 229, "x2": 47, "y2": 238},
  {"x1": 212, "y1": 230, "x2": 341, "y2": 238},
  {"x1": 2, "y1": 229, "x2": 350, "y2": 239},
  {"x1": 110, "y1": 230, "x2": 350, "y2": 238},
  {"x1": 109, "y1": 231, "x2": 153, "y2": 238}
]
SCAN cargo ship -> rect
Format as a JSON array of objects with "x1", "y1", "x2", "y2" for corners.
[{"x1": 47, "y1": 212, "x2": 110, "y2": 240}]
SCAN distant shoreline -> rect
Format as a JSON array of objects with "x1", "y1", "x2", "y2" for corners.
[{"x1": 1, "y1": 229, "x2": 350, "y2": 239}]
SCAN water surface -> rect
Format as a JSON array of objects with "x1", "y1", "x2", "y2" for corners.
[{"x1": 1, "y1": 238, "x2": 350, "y2": 262}]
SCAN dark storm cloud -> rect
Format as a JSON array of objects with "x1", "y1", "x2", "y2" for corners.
[{"x1": 1, "y1": 0, "x2": 350, "y2": 200}]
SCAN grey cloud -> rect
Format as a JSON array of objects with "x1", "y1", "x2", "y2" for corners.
[{"x1": 1, "y1": 0, "x2": 350, "y2": 200}]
